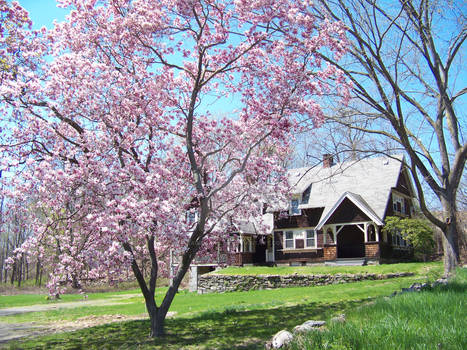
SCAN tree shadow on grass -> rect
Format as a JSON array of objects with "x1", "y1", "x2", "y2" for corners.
[{"x1": 8, "y1": 299, "x2": 366, "y2": 350}]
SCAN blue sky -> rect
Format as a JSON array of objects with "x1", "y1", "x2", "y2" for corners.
[{"x1": 17, "y1": 0, "x2": 69, "y2": 29}]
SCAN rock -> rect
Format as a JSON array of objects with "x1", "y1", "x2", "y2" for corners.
[
  {"x1": 293, "y1": 320, "x2": 326, "y2": 333},
  {"x1": 330, "y1": 314, "x2": 346, "y2": 323},
  {"x1": 302, "y1": 320, "x2": 326, "y2": 328},
  {"x1": 409, "y1": 283, "x2": 423, "y2": 291},
  {"x1": 271, "y1": 330, "x2": 294, "y2": 348},
  {"x1": 432, "y1": 278, "x2": 448, "y2": 287}
]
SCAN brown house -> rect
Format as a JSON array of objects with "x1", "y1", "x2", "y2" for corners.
[
  {"x1": 229, "y1": 154, "x2": 416, "y2": 266},
  {"x1": 188, "y1": 154, "x2": 417, "y2": 290},
  {"x1": 273, "y1": 154, "x2": 417, "y2": 265}
]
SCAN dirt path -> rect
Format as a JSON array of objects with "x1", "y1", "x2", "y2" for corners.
[{"x1": 0, "y1": 294, "x2": 164, "y2": 344}]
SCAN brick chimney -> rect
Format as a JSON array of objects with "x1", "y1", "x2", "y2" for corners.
[{"x1": 323, "y1": 154, "x2": 334, "y2": 168}]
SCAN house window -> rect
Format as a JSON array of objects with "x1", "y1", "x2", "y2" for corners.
[
  {"x1": 393, "y1": 194, "x2": 405, "y2": 214},
  {"x1": 285, "y1": 231, "x2": 294, "y2": 248},
  {"x1": 290, "y1": 199, "x2": 301, "y2": 215},
  {"x1": 368, "y1": 224, "x2": 376, "y2": 242},
  {"x1": 243, "y1": 236, "x2": 254, "y2": 252},
  {"x1": 306, "y1": 230, "x2": 316, "y2": 248},
  {"x1": 284, "y1": 229, "x2": 316, "y2": 249},
  {"x1": 301, "y1": 185, "x2": 311, "y2": 204},
  {"x1": 295, "y1": 238, "x2": 304, "y2": 249}
]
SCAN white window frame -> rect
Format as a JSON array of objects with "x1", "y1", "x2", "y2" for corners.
[
  {"x1": 285, "y1": 231, "x2": 294, "y2": 249},
  {"x1": 306, "y1": 229, "x2": 317, "y2": 248},
  {"x1": 283, "y1": 229, "x2": 317, "y2": 250},
  {"x1": 289, "y1": 199, "x2": 301, "y2": 216},
  {"x1": 242, "y1": 236, "x2": 254, "y2": 253}
]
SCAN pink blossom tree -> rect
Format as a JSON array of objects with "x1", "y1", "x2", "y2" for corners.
[{"x1": 0, "y1": 0, "x2": 348, "y2": 336}]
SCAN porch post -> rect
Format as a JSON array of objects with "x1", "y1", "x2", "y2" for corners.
[
  {"x1": 364, "y1": 223, "x2": 368, "y2": 243},
  {"x1": 272, "y1": 232, "x2": 275, "y2": 262}
]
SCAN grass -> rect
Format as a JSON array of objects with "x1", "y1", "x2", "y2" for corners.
[
  {"x1": 214, "y1": 261, "x2": 442, "y2": 276},
  {"x1": 1, "y1": 275, "x2": 430, "y2": 325},
  {"x1": 289, "y1": 268, "x2": 467, "y2": 350},
  {"x1": 0, "y1": 288, "x2": 143, "y2": 309},
  {"x1": 0, "y1": 262, "x2": 447, "y2": 349}
]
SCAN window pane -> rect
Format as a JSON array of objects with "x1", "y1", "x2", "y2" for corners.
[
  {"x1": 291, "y1": 199, "x2": 300, "y2": 215},
  {"x1": 285, "y1": 240, "x2": 294, "y2": 248},
  {"x1": 295, "y1": 239, "x2": 304, "y2": 249},
  {"x1": 305, "y1": 230, "x2": 315, "y2": 247},
  {"x1": 286, "y1": 231, "x2": 293, "y2": 239}
]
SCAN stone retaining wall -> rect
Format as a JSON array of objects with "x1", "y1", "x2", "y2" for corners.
[{"x1": 197, "y1": 272, "x2": 414, "y2": 293}]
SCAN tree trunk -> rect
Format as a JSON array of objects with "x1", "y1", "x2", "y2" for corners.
[
  {"x1": 148, "y1": 306, "x2": 166, "y2": 337},
  {"x1": 442, "y1": 221, "x2": 459, "y2": 276},
  {"x1": 39, "y1": 267, "x2": 43, "y2": 287},
  {"x1": 441, "y1": 197, "x2": 460, "y2": 276},
  {"x1": 10, "y1": 261, "x2": 16, "y2": 284},
  {"x1": 71, "y1": 274, "x2": 81, "y2": 289},
  {"x1": 35, "y1": 260, "x2": 41, "y2": 286},
  {"x1": 17, "y1": 256, "x2": 23, "y2": 287}
]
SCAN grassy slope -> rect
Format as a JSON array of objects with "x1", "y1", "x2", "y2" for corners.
[
  {"x1": 290, "y1": 268, "x2": 467, "y2": 350},
  {"x1": 2, "y1": 263, "x2": 444, "y2": 349},
  {"x1": 5, "y1": 277, "x2": 423, "y2": 350},
  {"x1": 214, "y1": 261, "x2": 442, "y2": 276}
]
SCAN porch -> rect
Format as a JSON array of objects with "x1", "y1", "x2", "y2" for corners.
[
  {"x1": 322, "y1": 222, "x2": 381, "y2": 261},
  {"x1": 229, "y1": 234, "x2": 274, "y2": 266}
]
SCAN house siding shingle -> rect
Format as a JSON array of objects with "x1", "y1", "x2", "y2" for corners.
[{"x1": 326, "y1": 198, "x2": 371, "y2": 224}]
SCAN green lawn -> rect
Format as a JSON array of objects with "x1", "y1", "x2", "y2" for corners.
[
  {"x1": 5, "y1": 277, "x2": 425, "y2": 349},
  {"x1": 1, "y1": 262, "x2": 446, "y2": 349},
  {"x1": 290, "y1": 268, "x2": 467, "y2": 350},
  {"x1": 0, "y1": 288, "x2": 144, "y2": 309},
  {"x1": 214, "y1": 261, "x2": 442, "y2": 276}
]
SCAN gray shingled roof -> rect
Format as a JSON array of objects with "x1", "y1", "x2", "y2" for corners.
[
  {"x1": 234, "y1": 213, "x2": 274, "y2": 235},
  {"x1": 286, "y1": 155, "x2": 406, "y2": 226}
]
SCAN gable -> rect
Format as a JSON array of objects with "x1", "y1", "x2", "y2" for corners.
[
  {"x1": 325, "y1": 197, "x2": 371, "y2": 224},
  {"x1": 395, "y1": 168, "x2": 413, "y2": 196},
  {"x1": 275, "y1": 207, "x2": 324, "y2": 229}
]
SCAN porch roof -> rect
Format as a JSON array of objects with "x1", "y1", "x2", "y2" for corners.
[
  {"x1": 234, "y1": 213, "x2": 274, "y2": 235},
  {"x1": 315, "y1": 192, "x2": 384, "y2": 230}
]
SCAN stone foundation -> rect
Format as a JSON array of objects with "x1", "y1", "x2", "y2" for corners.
[{"x1": 197, "y1": 272, "x2": 414, "y2": 293}]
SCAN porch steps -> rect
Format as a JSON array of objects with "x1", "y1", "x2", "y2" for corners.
[{"x1": 325, "y1": 258, "x2": 367, "y2": 266}]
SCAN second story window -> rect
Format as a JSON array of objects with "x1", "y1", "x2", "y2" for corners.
[
  {"x1": 290, "y1": 199, "x2": 301, "y2": 216},
  {"x1": 392, "y1": 194, "x2": 405, "y2": 214}
]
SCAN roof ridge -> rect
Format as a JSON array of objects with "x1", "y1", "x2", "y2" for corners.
[{"x1": 287, "y1": 153, "x2": 404, "y2": 172}]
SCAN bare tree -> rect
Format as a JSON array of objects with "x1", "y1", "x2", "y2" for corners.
[
  {"x1": 313, "y1": 0, "x2": 466, "y2": 274},
  {"x1": 292, "y1": 103, "x2": 402, "y2": 168}
]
